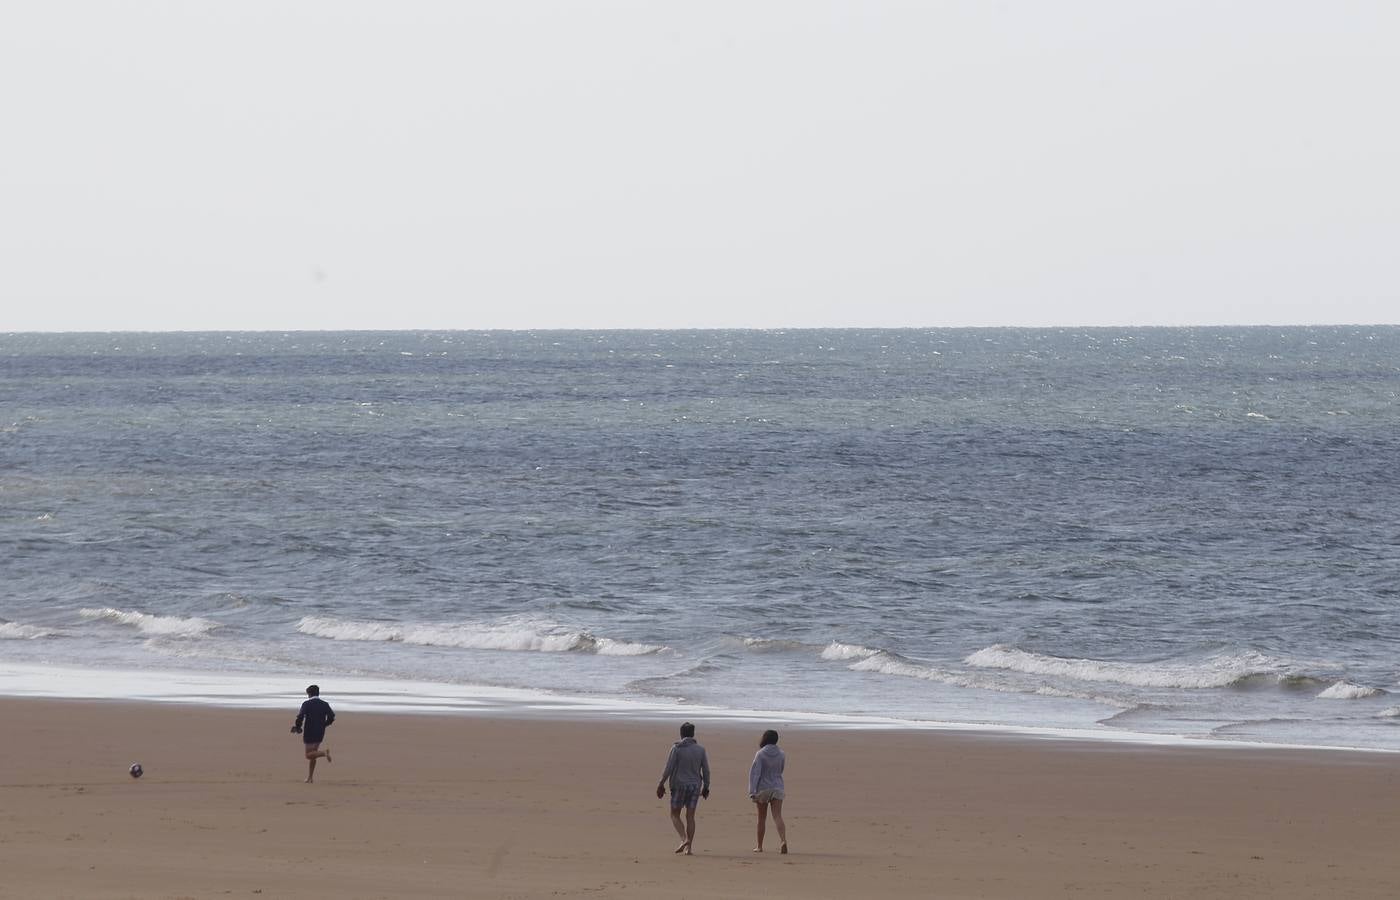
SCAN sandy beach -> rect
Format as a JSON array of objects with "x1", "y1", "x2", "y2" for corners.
[{"x1": 2, "y1": 697, "x2": 1398, "y2": 899}]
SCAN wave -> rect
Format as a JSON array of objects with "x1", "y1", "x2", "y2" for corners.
[
  {"x1": 79, "y1": 607, "x2": 218, "y2": 638},
  {"x1": 740, "y1": 637, "x2": 810, "y2": 653},
  {"x1": 1317, "y1": 681, "x2": 1385, "y2": 700},
  {"x1": 296, "y1": 615, "x2": 664, "y2": 656},
  {"x1": 625, "y1": 659, "x2": 732, "y2": 700},
  {"x1": 847, "y1": 651, "x2": 1120, "y2": 706},
  {"x1": 737, "y1": 637, "x2": 885, "y2": 662},
  {"x1": 0, "y1": 622, "x2": 57, "y2": 640},
  {"x1": 965, "y1": 644, "x2": 1286, "y2": 689},
  {"x1": 820, "y1": 641, "x2": 881, "y2": 661},
  {"x1": 849, "y1": 652, "x2": 962, "y2": 682}
]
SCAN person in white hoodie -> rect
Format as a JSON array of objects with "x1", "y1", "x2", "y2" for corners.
[{"x1": 747, "y1": 729, "x2": 787, "y2": 853}]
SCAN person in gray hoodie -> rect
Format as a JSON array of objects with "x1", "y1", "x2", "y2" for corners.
[
  {"x1": 747, "y1": 729, "x2": 787, "y2": 853},
  {"x1": 655, "y1": 721, "x2": 710, "y2": 854}
]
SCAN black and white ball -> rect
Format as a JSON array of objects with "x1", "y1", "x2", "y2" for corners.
[{"x1": 128, "y1": 762, "x2": 143, "y2": 779}]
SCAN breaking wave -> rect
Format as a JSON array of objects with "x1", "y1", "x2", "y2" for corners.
[
  {"x1": 820, "y1": 641, "x2": 881, "y2": 661},
  {"x1": 79, "y1": 607, "x2": 218, "y2": 638},
  {"x1": 296, "y1": 615, "x2": 664, "y2": 656},
  {"x1": 846, "y1": 650, "x2": 1120, "y2": 705},
  {"x1": 0, "y1": 621, "x2": 57, "y2": 639},
  {"x1": 740, "y1": 637, "x2": 809, "y2": 653},
  {"x1": 848, "y1": 652, "x2": 963, "y2": 682},
  {"x1": 1317, "y1": 681, "x2": 1384, "y2": 700},
  {"x1": 965, "y1": 644, "x2": 1286, "y2": 689}
]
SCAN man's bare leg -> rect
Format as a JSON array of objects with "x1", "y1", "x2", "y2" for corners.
[
  {"x1": 771, "y1": 798, "x2": 787, "y2": 853},
  {"x1": 753, "y1": 800, "x2": 768, "y2": 851},
  {"x1": 304, "y1": 744, "x2": 331, "y2": 783},
  {"x1": 683, "y1": 807, "x2": 697, "y2": 854},
  {"x1": 669, "y1": 807, "x2": 689, "y2": 853}
]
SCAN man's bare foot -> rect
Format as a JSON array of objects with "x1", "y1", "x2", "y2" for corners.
[
  {"x1": 780, "y1": 842, "x2": 788, "y2": 854},
  {"x1": 752, "y1": 847, "x2": 763, "y2": 853},
  {"x1": 674, "y1": 841, "x2": 690, "y2": 854},
  {"x1": 324, "y1": 749, "x2": 332, "y2": 763},
  {"x1": 684, "y1": 844, "x2": 693, "y2": 856},
  {"x1": 304, "y1": 778, "x2": 313, "y2": 784}
]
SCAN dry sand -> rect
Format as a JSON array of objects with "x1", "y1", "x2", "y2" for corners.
[{"x1": 2, "y1": 697, "x2": 1398, "y2": 898}]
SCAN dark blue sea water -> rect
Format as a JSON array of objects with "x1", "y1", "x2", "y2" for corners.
[{"x1": 4, "y1": 328, "x2": 1400, "y2": 747}]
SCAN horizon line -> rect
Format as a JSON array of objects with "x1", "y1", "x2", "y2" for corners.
[{"x1": 5, "y1": 322, "x2": 1400, "y2": 335}]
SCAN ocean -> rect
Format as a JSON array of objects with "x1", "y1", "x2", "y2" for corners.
[{"x1": 3, "y1": 327, "x2": 1399, "y2": 748}]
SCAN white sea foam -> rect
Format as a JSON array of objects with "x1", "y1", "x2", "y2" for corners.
[
  {"x1": 1317, "y1": 681, "x2": 1384, "y2": 700},
  {"x1": 296, "y1": 615, "x2": 663, "y2": 656},
  {"x1": 79, "y1": 607, "x2": 218, "y2": 638},
  {"x1": 820, "y1": 641, "x2": 881, "y2": 661},
  {"x1": 0, "y1": 622, "x2": 56, "y2": 640},
  {"x1": 965, "y1": 644, "x2": 1283, "y2": 689}
]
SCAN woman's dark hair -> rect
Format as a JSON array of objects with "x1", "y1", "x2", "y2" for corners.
[{"x1": 760, "y1": 729, "x2": 779, "y2": 747}]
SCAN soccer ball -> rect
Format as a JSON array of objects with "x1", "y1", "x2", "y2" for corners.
[{"x1": 129, "y1": 763, "x2": 143, "y2": 779}]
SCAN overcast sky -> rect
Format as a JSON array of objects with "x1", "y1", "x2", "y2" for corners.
[{"x1": 2, "y1": 1, "x2": 1396, "y2": 331}]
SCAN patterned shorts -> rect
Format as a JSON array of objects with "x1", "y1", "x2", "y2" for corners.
[{"x1": 670, "y1": 784, "x2": 703, "y2": 810}]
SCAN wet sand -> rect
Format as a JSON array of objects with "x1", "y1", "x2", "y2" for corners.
[{"x1": 2, "y1": 697, "x2": 1398, "y2": 898}]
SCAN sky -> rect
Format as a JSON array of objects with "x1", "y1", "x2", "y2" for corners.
[{"x1": 2, "y1": 1, "x2": 1397, "y2": 331}]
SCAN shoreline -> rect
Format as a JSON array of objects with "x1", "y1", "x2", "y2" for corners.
[
  {"x1": 4, "y1": 695, "x2": 1400, "y2": 898},
  {"x1": 1, "y1": 659, "x2": 1396, "y2": 756}
]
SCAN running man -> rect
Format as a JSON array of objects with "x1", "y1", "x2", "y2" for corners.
[
  {"x1": 655, "y1": 721, "x2": 710, "y2": 854},
  {"x1": 291, "y1": 684, "x2": 335, "y2": 783}
]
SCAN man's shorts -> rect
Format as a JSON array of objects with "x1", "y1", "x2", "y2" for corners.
[
  {"x1": 752, "y1": 788, "x2": 785, "y2": 803},
  {"x1": 670, "y1": 784, "x2": 703, "y2": 810}
]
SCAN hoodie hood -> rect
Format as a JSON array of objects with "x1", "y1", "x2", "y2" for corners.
[{"x1": 757, "y1": 744, "x2": 783, "y2": 758}]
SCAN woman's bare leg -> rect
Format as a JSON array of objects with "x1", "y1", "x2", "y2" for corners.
[
  {"x1": 771, "y1": 798, "x2": 787, "y2": 852},
  {"x1": 753, "y1": 800, "x2": 768, "y2": 851}
]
